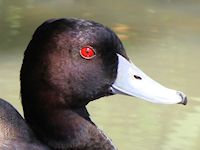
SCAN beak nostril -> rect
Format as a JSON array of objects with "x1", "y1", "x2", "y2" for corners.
[{"x1": 134, "y1": 75, "x2": 142, "y2": 80}]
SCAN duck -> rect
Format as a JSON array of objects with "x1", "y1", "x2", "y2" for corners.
[
  {"x1": 0, "y1": 18, "x2": 187, "y2": 150},
  {"x1": 0, "y1": 98, "x2": 49, "y2": 149}
]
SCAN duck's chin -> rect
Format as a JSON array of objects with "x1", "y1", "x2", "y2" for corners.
[{"x1": 111, "y1": 54, "x2": 187, "y2": 105}]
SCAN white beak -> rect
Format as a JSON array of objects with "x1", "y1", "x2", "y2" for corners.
[{"x1": 111, "y1": 54, "x2": 187, "y2": 105}]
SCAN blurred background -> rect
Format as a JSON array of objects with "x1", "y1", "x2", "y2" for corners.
[{"x1": 0, "y1": 0, "x2": 200, "y2": 149}]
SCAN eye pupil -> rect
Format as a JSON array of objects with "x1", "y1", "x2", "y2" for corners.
[
  {"x1": 80, "y1": 46, "x2": 96, "y2": 59},
  {"x1": 86, "y1": 48, "x2": 90, "y2": 53}
]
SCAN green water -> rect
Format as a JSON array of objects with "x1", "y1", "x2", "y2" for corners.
[{"x1": 0, "y1": 0, "x2": 200, "y2": 149}]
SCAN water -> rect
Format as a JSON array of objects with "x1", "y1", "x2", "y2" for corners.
[{"x1": 0, "y1": 0, "x2": 200, "y2": 149}]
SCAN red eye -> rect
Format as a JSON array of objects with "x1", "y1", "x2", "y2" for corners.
[{"x1": 80, "y1": 46, "x2": 96, "y2": 59}]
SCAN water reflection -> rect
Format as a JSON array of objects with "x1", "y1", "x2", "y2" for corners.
[
  {"x1": 0, "y1": 0, "x2": 200, "y2": 150},
  {"x1": 113, "y1": 23, "x2": 130, "y2": 40}
]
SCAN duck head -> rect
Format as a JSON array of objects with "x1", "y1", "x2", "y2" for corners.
[
  {"x1": 20, "y1": 18, "x2": 187, "y2": 149},
  {"x1": 21, "y1": 18, "x2": 187, "y2": 107}
]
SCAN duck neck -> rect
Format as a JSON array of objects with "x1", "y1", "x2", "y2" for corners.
[{"x1": 24, "y1": 103, "x2": 116, "y2": 150}]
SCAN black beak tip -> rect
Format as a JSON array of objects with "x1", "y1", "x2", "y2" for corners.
[{"x1": 177, "y1": 92, "x2": 187, "y2": 105}]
